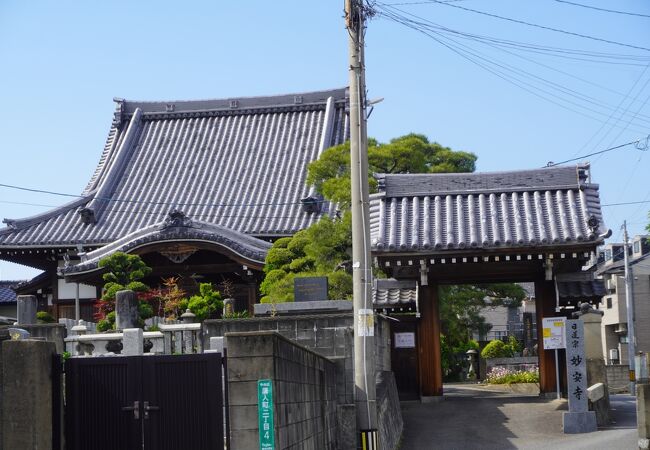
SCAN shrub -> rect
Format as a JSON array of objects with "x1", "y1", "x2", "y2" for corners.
[
  {"x1": 36, "y1": 311, "x2": 55, "y2": 323},
  {"x1": 223, "y1": 310, "x2": 250, "y2": 319},
  {"x1": 480, "y1": 339, "x2": 511, "y2": 359},
  {"x1": 485, "y1": 366, "x2": 539, "y2": 384},
  {"x1": 506, "y1": 335, "x2": 522, "y2": 355},
  {"x1": 97, "y1": 319, "x2": 112, "y2": 332}
]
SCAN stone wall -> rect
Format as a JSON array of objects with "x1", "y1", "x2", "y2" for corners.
[
  {"x1": 606, "y1": 364, "x2": 630, "y2": 392},
  {"x1": 485, "y1": 356, "x2": 539, "y2": 373},
  {"x1": 226, "y1": 331, "x2": 338, "y2": 450}
]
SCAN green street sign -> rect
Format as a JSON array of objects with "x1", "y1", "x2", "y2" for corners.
[{"x1": 257, "y1": 379, "x2": 275, "y2": 450}]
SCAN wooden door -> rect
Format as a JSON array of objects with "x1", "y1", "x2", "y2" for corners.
[{"x1": 391, "y1": 319, "x2": 420, "y2": 400}]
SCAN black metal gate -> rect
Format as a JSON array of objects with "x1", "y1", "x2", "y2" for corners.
[{"x1": 65, "y1": 353, "x2": 225, "y2": 450}]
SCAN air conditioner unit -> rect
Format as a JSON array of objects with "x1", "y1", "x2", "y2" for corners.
[
  {"x1": 609, "y1": 348, "x2": 619, "y2": 361},
  {"x1": 615, "y1": 323, "x2": 628, "y2": 334}
]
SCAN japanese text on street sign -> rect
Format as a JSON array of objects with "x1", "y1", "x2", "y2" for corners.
[
  {"x1": 565, "y1": 319, "x2": 588, "y2": 413},
  {"x1": 258, "y1": 379, "x2": 275, "y2": 450},
  {"x1": 542, "y1": 317, "x2": 566, "y2": 350},
  {"x1": 358, "y1": 308, "x2": 374, "y2": 337}
]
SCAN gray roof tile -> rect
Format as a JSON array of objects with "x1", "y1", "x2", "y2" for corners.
[
  {"x1": 0, "y1": 88, "x2": 349, "y2": 248},
  {"x1": 371, "y1": 164, "x2": 607, "y2": 253}
]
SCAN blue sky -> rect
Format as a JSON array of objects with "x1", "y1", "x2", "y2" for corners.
[{"x1": 1, "y1": 0, "x2": 649, "y2": 280}]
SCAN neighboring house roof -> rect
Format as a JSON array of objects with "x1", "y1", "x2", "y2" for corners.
[
  {"x1": 0, "y1": 88, "x2": 349, "y2": 248},
  {"x1": 597, "y1": 251, "x2": 650, "y2": 276},
  {"x1": 370, "y1": 164, "x2": 607, "y2": 254},
  {"x1": 64, "y1": 211, "x2": 272, "y2": 275},
  {"x1": 0, "y1": 281, "x2": 24, "y2": 303}
]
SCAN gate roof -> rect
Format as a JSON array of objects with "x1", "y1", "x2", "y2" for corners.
[{"x1": 370, "y1": 164, "x2": 607, "y2": 256}]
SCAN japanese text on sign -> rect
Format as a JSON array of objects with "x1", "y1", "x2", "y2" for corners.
[
  {"x1": 542, "y1": 317, "x2": 566, "y2": 350},
  {"x1": 258, "y1": 379, "x2": 275, "y2": 450},
  {"x1": 565, "y1": 319, "x2": 588, "y2": 413}
]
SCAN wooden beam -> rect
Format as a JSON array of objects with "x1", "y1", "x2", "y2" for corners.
[
  {"x1": 418, "y1": 283, "x2": 443, "y2": 397},
  {"x1": 535, "y1": 280, "x2": 558, "y2": 395}
]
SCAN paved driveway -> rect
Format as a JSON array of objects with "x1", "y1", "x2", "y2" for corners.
[{"x1": 400, "y1": 384, "x2": 637, "y2": 449}]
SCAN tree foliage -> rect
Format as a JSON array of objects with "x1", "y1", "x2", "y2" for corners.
[
  {"x1": 260, "y1": 214, "x2": 353, "y2": 303},
  {"x1": 98, "y1": 251, "x2": 152, "y2": 301},
  {"x1": 440, "y1": 283, "x2": 526, "y2": 378},
  {"x1": 262, "y1": 134, "x2": 476, "y2": 302},
  {"x1": 307, "y1": 134, "x2": 477, "y2": 208},
  {"x1": 95, "y1": 252, "x2": 152, "y2": 330}
]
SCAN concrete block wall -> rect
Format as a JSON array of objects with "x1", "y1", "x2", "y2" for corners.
[
  {"x1": 205, "y1": 313, "x2": 391, "y2": 405},
  {"x1": 226, "y1": 331, "x2": 338, "y2": 450},
  {"x1": 606, "y1": 364, "x2": 630, "y2": 392}
]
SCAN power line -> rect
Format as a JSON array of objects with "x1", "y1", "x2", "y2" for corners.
[
  {"x1": 553, "y1": 0, "x2": 650, "y2": 19},
  {"x1": 0, "y1": 183, "x2": 322, "y2": 209},
  {"x1": 545, "y1": 136, "x2": 649, "y2": 166},
  {"x1": 375, "y1": 6, "x2": 650, "y2": 131},
  {"x1": 602, "y1": 200, "x2": 650, "y2": 207},
  {"x1": 423, "y1": 0, "x2": 650, "y2": 52}
]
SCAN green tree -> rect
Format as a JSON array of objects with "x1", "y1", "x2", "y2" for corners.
[
  {"x1": 307, "y1": 133, "x2": 477, "y2": 208},
  {"x1": 440, "y1": 283, "x2": 526, "y2": 379},
  {"x1": 261, "y1": 133, "x2": 476, "y2": 302},
  {"x1": 98, "y1": 251, "x2": 152, "y2": 301},
  {"x1": 96, "y1": 252, "x2": 152, "y2": 330}
]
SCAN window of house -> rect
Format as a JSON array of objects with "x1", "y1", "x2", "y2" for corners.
[
  {"x1": 606, "y1": 297, "x2": 612, "y2": 309},
  {"x1": 634, "y1": 240, "x2": 641, "y2": 254},
  {"x1": 605, "y1": 249, "x2": 612, "y2": 261}
]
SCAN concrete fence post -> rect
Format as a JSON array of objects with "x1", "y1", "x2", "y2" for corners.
[{"x1": 1, "y1": 339, "x2": 57, "y2": 450}]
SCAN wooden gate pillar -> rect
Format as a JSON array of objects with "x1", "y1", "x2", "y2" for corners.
[
  {"x1": 418, "y1": 283, "x2": 443, "y2": 398},
  {"x1": 535, "y1": 280, "x2": 558, "y2": 395}
]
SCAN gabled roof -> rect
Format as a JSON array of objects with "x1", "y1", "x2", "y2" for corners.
[
  {"x1": 370, "y1": 164, "x2": 607, "y2": 254},
  {"x1": 0, "y1": 88, "x2": 349, "y2": 248}
]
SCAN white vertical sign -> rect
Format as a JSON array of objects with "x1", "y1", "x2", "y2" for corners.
[{"x1": 565, "y1": 319, "x2": 588, "y2": 413}]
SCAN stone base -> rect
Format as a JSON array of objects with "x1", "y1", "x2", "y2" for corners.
[
  {"x1": 421, "y1": 395, "x2": 445, "y2": 403},
  {"x1": 563, "y1": 411, "x2": 597, "y2": 433}
]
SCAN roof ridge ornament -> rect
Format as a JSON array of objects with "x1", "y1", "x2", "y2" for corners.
[
  {"x1": 112, "y1": 98, "x2": 125, "y2": 127},
  {"x1": 161, "y1": 210, "x2": 194, "y2": 229}
]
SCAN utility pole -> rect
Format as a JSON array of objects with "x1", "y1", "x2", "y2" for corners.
[
  {"x1": 623, "y1": 220, "x2": 636, "y2": 393},
  {"x1": 345, "y1": 0, "x2": 378, "y2": 448}
]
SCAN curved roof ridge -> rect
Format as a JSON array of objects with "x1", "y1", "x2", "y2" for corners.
[
  {"x1": 63, "y1": 213, "x2": 272, "y2": 275},
  {"x1": 1, "y1": 193, "x2": 93, "y2": 234}
]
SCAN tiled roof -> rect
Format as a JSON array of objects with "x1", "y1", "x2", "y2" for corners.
[
  {"x1": 64, "y1": 212, "x2": 272, "y2": 274},
  {"x1": 372, "y1": 279, "x2": 417, "y2": 308},
  {"x1": 0, "y1": 281, "x2": 23, "y2": 304},
  {"x1": 370, "y1": 165, "x2": 607, "y2": 254},
  {"x1": 0, "y1": 88, "x2": 349, "y2": 248},
  {"x1": 557, "y1": 280, "x2": 605, "y2": 299}
]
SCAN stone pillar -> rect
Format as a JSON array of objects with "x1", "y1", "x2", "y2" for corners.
[
  {"x1": 418, "y1": 283, "x2": 443, "y2": 399},
  {"x1": 122, "y1": 328, "x2": 144, "y2": 356},
  {"x1": 16, "y1": 295, "x2": 37, "y2": 325},
  {"x1": 575, "y1": 304, "x2": 611, "y2": 426},
  {"x1": 115, "y1": 290, "x2": 139, "y2": 330},
  {"x1": 1, "y1": 340, "x2": 57, "y2": 450}
]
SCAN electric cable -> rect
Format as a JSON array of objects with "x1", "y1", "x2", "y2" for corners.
[
  {"x1": 545, "y1": 135, "x2": 648, "y2": 167},
  {"x1": 424, "y1": 0, "x2": 650, "y2": 52},
  {"x1": 552, "y1": 0, "x2": 650, "y2": 19},
  {"x1": 376, "y1": 7, "x2": 650, "y2": 132}
]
